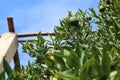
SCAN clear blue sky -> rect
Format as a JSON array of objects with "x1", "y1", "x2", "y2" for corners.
[{"x1": 0, "y1": 0, "x2": 99, "y2": 67}]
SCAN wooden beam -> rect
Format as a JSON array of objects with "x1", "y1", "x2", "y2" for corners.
[
  {"x1": 0, "y1": 32, "x2": 18, "y2": 72},
  {"x1": 17, "y1": 32, "x2": 55, "y2": 37}
]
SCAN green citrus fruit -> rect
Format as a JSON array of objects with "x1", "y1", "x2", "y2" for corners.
[
  {"x1": 99, "y1": 6, "x2": 106, "y2": 13},
  {"x1": 69, "y1": 17, "x2": 79, "y2": 27}
]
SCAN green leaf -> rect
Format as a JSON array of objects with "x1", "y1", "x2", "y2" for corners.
[
  {"x1": 63, "y1": 49, "x2": 71, "y2": 57},
  {"x1": 89, "y1": 8, "x2": 96, "y2": 16},
  {"x1": 55, "y1": 71, "x2": 79, "y2": 80},
  {"x1": 84, "y1": 57, "x2": 94, "y2": 70},
  {"x1": 3, "y1": 58, "x2": 12, "y2": 76},
  {"x1": 75, "y1": 42, "x2": 82, "y2": 57},
  {"x1": 64, "y1": 49, "x2": 79, "y2": 70},
  {"x1": 13, "y1": 61, "x2": 20, "y2": 72},
  {"x1": 109, "y1": 71, "x2": 117, "y2": 80},
  {"x1": 54, "y1": 55, "x2": 67, "y2": 70},
  {"x1": 89, "y1": 8, "x2": 100, "y2": 19},
  {"x1": 79, "y1": 68, "x2": 88, "y2": 80},
  {"x1": 102, "y1": 49, "x2": 111, "y2": 78},
  {"x1": 45, "y1": 58, "x2": 54, "y2": 68},
  {"x1": 0, "y1": 71, "x2": 5, "y2": 80},
  {"x1": 37, "y1": 32, "x2": 46, "y2": 45},
  {"x1": 114, "y1": 70, "x2": 120, "y2": 80}
]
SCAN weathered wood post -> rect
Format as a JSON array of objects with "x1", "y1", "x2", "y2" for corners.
[
  {"x1": 7, "y1": 17, "x2": 21, "y2": 71},
  {"x1": 0, "y1": 32, "x2": 18, "y2": 72}
]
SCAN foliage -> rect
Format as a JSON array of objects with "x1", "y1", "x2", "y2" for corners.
[{"x1": 1, "y1": 0, "x2": 120, "y2": 79}]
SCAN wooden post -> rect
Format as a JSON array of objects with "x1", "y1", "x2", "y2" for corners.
[
  {"x1": 0, "y1": 32, "x2": 18, "y2": 72},
  {"x1": 7, "y1": 17, "x2": 21, "y2": 71}
]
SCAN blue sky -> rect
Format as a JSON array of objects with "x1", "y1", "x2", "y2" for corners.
[{"x1": 0, "y1": 0, "x2": 99, "y2": 67}]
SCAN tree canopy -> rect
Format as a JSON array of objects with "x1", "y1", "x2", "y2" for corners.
[{"x1": 1, "y1": 0, "x2": 120, "y2": 80}]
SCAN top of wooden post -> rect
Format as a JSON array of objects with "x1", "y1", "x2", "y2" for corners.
[{"x1": 7, "y1": 17, "x2": 15, "y2": 32}]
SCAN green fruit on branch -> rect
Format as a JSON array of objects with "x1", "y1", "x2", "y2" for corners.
[
  {"x1": 69, "y1": 16, "x2": 79, "y2": 27},
  {"x1": 106, "y1": 0, "x2": 111, "y2": 5},
  {"x1": 86, "y1": 16, "x2": 92, "y2": 21},
  {"x1": 99, "y1": 6, "x2": 106, "y2": 13}
]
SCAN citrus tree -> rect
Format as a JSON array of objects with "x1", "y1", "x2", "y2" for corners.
[{"x1": 1, "y1": 0, "x2": 120, "y2": 80}]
